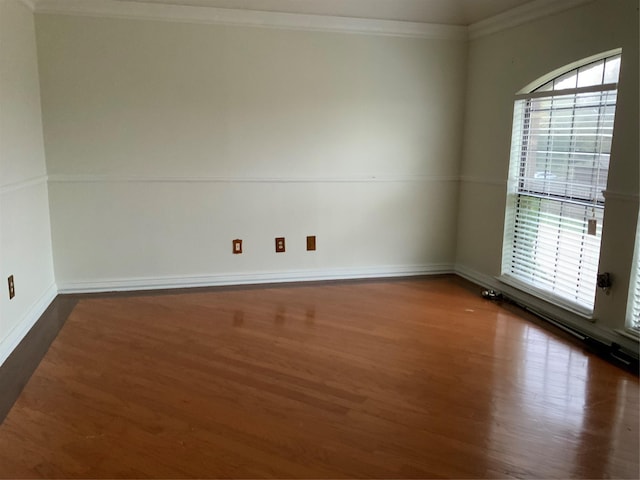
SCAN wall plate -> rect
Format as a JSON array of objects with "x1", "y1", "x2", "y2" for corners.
[{"x1": 306, "y1": 235, "x2": 316, "y2": 251}]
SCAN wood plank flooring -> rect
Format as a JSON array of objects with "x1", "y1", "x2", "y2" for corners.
[{"x1": 0, "y1": 276, "x2": 638, "y2": 478}]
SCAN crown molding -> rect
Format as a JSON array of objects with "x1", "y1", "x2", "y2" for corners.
[
  {"x1": 30, "y1": 0, "x2": 600, "y2": 42},
  {"x1": 33, "y1": 0, "x2": 467, "y2": 40},
  {"x1": 17, "y1": 0, "x2": 36, "y2": 10},
  {"x1": 469, "y1": 0, "x2": 596, "y2": 39}
]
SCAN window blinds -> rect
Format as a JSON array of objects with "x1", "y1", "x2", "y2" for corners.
[{"x1": 502, "y1": 86, "x2": 618, "y2": 315}]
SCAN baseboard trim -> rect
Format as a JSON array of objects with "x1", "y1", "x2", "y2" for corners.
[
  {"x1": 57, "y1": 264, "x2": 455, "y2": 294},
  {"x1": 454, "y1": 264, "x2": 639, "y2": 357},
  {"x1": 0, "y1": 283, "x2": 58, "y2": 368}
]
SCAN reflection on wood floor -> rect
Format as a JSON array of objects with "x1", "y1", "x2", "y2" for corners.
[{"x1": 0, "y1": 276, "x2": 637, "y2": 478}]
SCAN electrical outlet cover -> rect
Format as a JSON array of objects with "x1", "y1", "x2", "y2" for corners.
[{"x1": 306, "y1": 235, "x2": 316, "y2": 251}]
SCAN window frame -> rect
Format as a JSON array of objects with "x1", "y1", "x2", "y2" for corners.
[{"x1": 499, "y1": 50, "x2": 622, "y2": 318}]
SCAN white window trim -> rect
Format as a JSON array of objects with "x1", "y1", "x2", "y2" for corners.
[
  {"x1": 514, "y1": 82, "x2": 617, "y2": 101},
  {"x1": 497, "y1": 274, "x2": 596, "y2": 319},
  {"x1": 501, "y1": 52, "x2": 621, "y2": 317},
  {"x1": 518, "y1": 48, "x2": 622, "y2": 94}
]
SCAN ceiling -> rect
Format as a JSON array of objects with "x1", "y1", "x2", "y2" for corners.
[{"x1": 112, "y1": 0, "x2": 537, "y2": 26}]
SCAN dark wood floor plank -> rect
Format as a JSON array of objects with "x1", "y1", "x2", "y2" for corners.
[{"x1": 0, "y1": 276, "x2": 637, "y2": 478}]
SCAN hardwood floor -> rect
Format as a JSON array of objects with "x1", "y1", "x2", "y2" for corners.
[
  {"x1": 0, "y1": 276, "x2": 638, "y2": 478},
  {"x1": 0, "y1": 296, "x2": 77, "y2": 423}
]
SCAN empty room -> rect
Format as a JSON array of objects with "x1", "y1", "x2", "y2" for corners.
[{"x1": 0, "y1": 0, "x2": 638, "y2": 477}]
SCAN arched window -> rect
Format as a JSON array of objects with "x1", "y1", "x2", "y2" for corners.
[{"x1": 501, "y1": 51, "x2": 621, "y2": 316}]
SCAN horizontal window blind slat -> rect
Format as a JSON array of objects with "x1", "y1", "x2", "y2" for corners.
[
  {"x1": 509, "y1": 254, "x2": 601, "y2": 272},
  {"x1": 508, "y1": 256, "x2": 599, "y2": 282},
  {"x1": 514, "y1": 192, "x2": 605, "y2": 208}
]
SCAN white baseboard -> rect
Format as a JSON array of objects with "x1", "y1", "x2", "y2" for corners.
[
  {"x1": 57, "y1": 264, "x2": 454, "y2": 294},
  {"x1": 455, "y1": 263, "x2": 639, "y2": 355},
  {"x1": 0, "y1": 283, "x2": 58, "y2": 367}
]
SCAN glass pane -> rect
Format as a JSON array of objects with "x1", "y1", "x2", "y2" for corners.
[
  {"x1": 517, "y1": 88, "x2": 616, "y2": 203},
  {"x1": 509, "y1": 196, "x2": 603, "y2": 308},
  {"x1": 577, "y1": 60, "x2": 604, "y2": 87},
  {"x1": 554, "y1": 70, "x2": 577, "y2": 90},
  {"x1": 603, "y1": 55, "x2": 621, "y2": 83}
]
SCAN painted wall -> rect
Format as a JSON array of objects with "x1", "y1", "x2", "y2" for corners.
[
  {"x1": 0, "y1": 0, "x2": 56, "y2": 365},
  {"x1": 456, "y1": 0, "x2": 639, "y2": 346},
  {"x1": 35, "y1": 14, "x2": 467, "y2": 291}
]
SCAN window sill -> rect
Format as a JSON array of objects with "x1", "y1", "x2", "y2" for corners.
[
  {"x1": 616, "y1": 328, "x2": 640, "y2": 343},
  {"x1": 496, "y1": 274, "x2": 596, "y2": 321}
]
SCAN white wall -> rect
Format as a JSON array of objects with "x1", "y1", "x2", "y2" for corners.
[
  {"x1": 456, "y1": 0, "x2": 639, "y2": 347},
  {"x1": 35, "y1": 14, "x2": 468, "y2": 291},
  {"x1": 0, "y1": 0, "x2": 56, "y2": 365}
]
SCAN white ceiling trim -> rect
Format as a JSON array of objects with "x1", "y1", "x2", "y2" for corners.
[
  {"x1": 468, "y1": 0, "x2": 596, "y2": 39},
  {"x1": 33, "y1": 0, "x2": 597, "y2": 40},
  {"x1": 34, "y1": 0, "x2": 467, "y2": 39}
]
